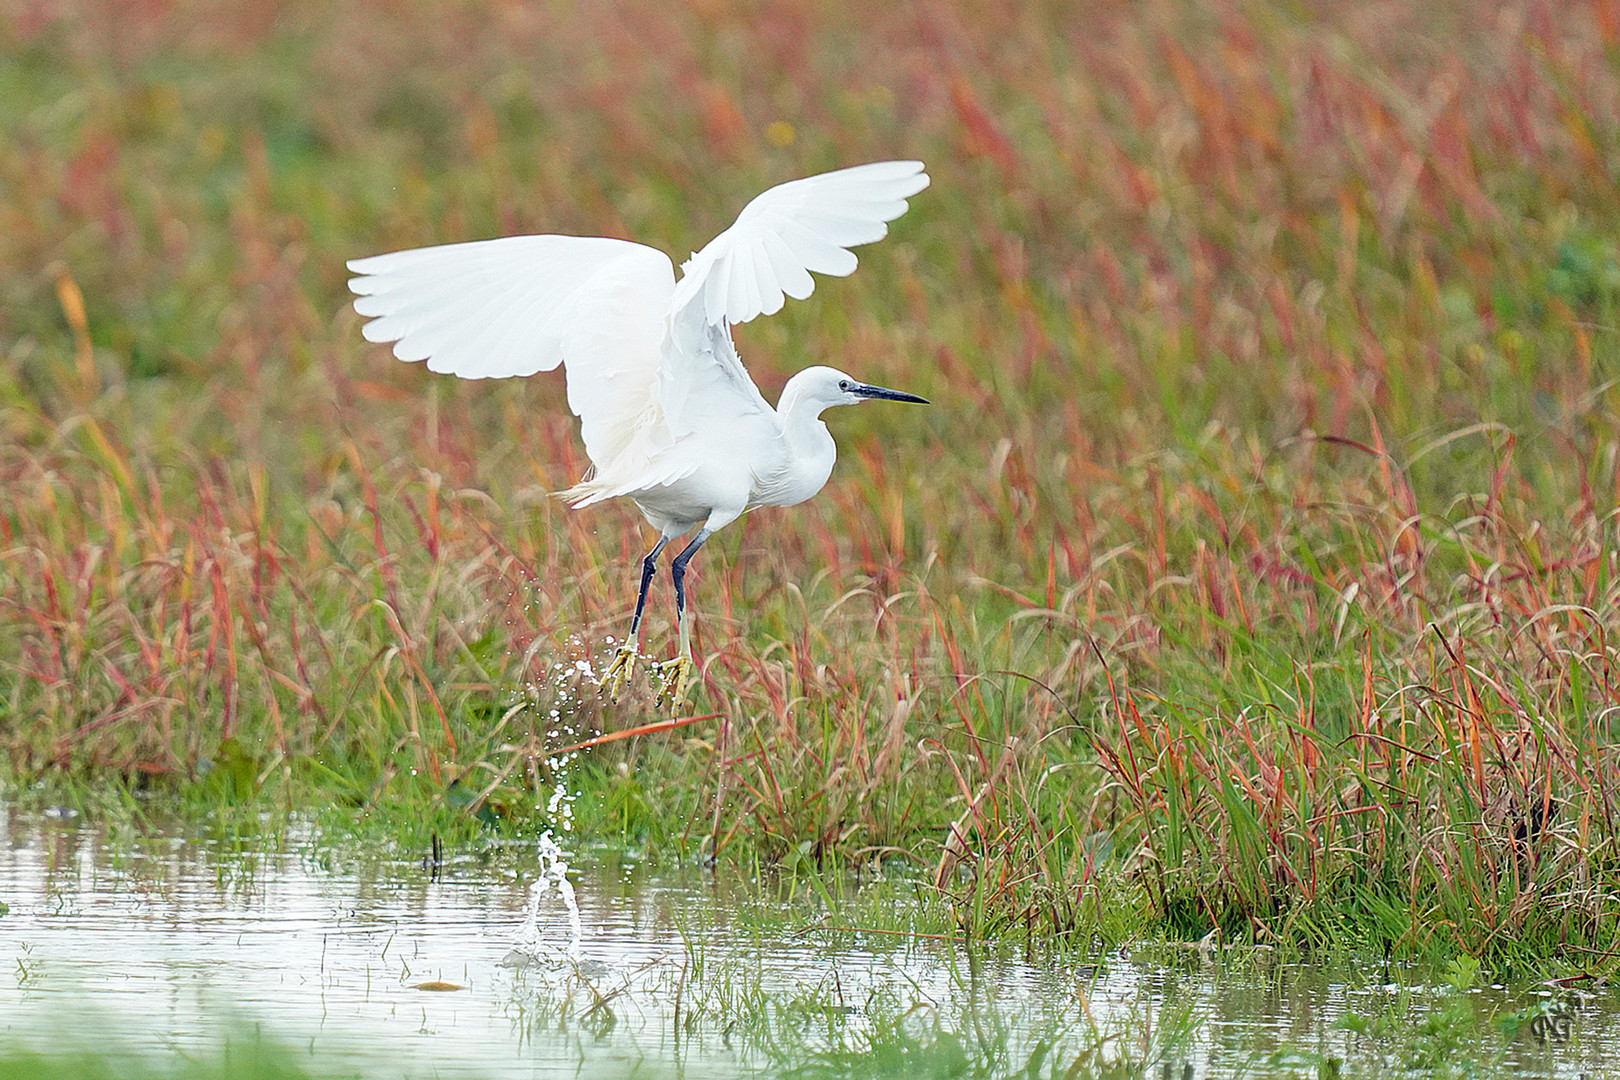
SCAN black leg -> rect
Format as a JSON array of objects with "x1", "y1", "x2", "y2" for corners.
[
  {"x1": 657, "y1": 528, "x2": 713, "y2": 708},
  {"x1": 628, "y1": 536, "x2": 670, "y2": 642},
  {"x1": 670, "y1": 530, "x2": 710, "y2": 622}
]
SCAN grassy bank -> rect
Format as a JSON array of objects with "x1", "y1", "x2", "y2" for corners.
[{"x1": 4, "y1": 0, "x2": 1620, "y2": 967}]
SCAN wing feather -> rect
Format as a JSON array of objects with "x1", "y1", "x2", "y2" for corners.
[
  {"x1": 777, "y1": 219, "x2": 859, "y2": 276},
  {"x1": 348, "y1": 234, "x2": 676, "y2": 468},
  {"x1": 759, "y1": 230, "x2": 814, "y2": 307},
  {"x1": 656, "y1": 161, "x2": 928, "y2": 439},
  {"x1": 673, "y1": 160, "x2": 929, "y2": 329}
]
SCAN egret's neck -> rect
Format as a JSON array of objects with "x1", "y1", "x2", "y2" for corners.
[
  {"x1": 767, "y1": 374, "x2": 838, "y2": 506},
  {"x1": 775, "y1": 374, "x2": 834, "y2": 441}
]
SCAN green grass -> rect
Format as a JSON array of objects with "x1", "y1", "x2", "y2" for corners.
[{"x1": 4, "y1": 0, "x2": 1620, "y2": 967}]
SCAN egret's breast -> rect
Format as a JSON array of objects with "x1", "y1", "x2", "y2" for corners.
[
  {"x1": 749, "y1": 424, "x2": 835, "y2": 510},
  {"x1": 628, "y1": 422, "x2": 771, "y2": 529}
]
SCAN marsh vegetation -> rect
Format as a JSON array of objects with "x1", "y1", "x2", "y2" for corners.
[{"x1": 2, "y1": 0, "x2": 1620, "y2": 979}]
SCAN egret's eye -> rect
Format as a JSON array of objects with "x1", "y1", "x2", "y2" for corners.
[{"x1": 839, "y1": 380, "x2": 852, "y2": 392}]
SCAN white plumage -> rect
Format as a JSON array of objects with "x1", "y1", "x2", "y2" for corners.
[{"x1": 348, "y1": 161, "x2": 930, "y2": 706}]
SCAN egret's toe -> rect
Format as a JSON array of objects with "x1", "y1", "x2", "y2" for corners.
[
  {"x1": 601, "y1": 644, "x2": 640, "y2": 701},
  {"x1": 653, "y1": 656, "x2": 695, "y2": 712}
]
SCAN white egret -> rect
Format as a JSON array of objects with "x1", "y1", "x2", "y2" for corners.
[{"x1": 347, "y1": 160, "x2": 930, "y2": 707}]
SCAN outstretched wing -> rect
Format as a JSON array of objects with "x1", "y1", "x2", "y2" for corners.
[
  {"x1": 348, "y1": 235, "x2": 676, "y2": 469},
  {"x1": 659, "y1": 160, "x2": 930, "y2": 435},
  {"x1": 674, "y1": 160, "x2": 930, "y2": 326}
]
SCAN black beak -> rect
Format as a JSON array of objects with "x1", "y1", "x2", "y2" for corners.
[{"x1": 853, "y1": 382, "x2": 929, "y2": 405}]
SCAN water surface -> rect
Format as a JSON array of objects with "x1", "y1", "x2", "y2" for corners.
[{"x1": 1, "y1": 810, "x2": 1612, "y2": 1078}]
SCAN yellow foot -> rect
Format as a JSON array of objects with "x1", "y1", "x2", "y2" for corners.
[
  {"x1": 652, "y1": 656, "x2": 695, "y2": 712},
  {"x1": 600, "y1": 644, "x2": 640, "y2": 701}
]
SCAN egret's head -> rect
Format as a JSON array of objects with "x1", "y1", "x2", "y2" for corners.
[{"x1": 786, "y1": 365, "x2": 930, "y2": 415}]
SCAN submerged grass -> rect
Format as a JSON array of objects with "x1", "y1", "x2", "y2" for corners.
[{"x1": 4, "y1": 0, "x2": 1620, "y2": 966}]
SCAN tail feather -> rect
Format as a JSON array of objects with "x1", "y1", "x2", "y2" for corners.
[
  {"x1": 554, "y1": 478, "x2": 611, "y2": 508},
  {"x1": 555, "y1": 456, "x2": 701, "y2": 510}
]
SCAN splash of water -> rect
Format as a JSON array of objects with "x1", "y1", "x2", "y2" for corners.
[
  {"x1": 504, "y1": 830, "x2": 585, "y2": 967},
  {"x1": 499, "y1": 638, "x2": 596, "y2": 969}
]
